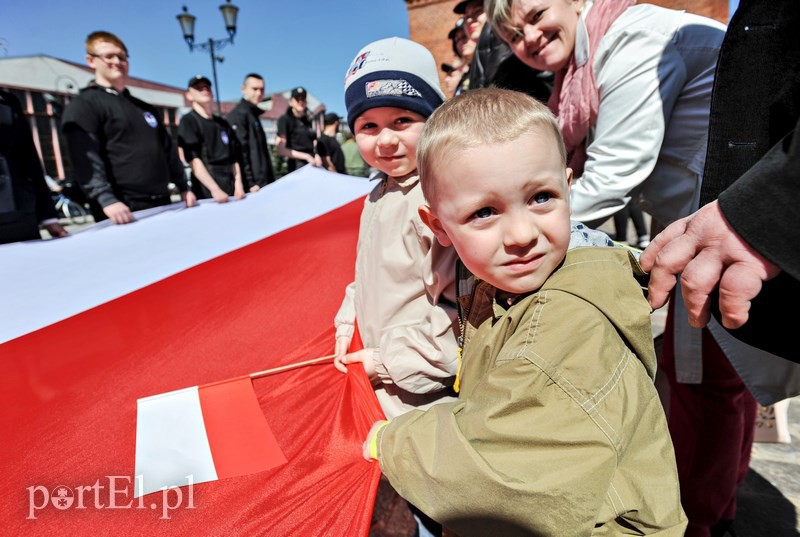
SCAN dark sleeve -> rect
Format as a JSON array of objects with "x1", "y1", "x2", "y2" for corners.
[
  {"x1": 5, "y1": 93, "x2": 57, "y2": 221},
  {"x1": 316, "y1": 136, "x2": 329, "y2": 158},
  {"x1": 277, "y1": 115, "x2": 289, "y2": 139},
  {"x1": 160, "y1": 122, "x2": 188, "y2": 192},
  {"x1": 224, "y1": 120, "x2": 244, "y2": 170},
  {"x1": 61, "y1": 95, "x2": 102, "y2": 136},
  {"x1": 718, "y1": 113, "x2": 800, "y2": 280},
  {"x1": 265, "y1": 145, "x2": 276, "y2": 184},
  {"x1": 228, "y1": 109, "x2": 254, "y2": 187},
  {"x1": 177, "y1": 114, "x2": 204, "y2": 162},
  {"x1": 62, "y1": 130, "x2": 119, "y2": 208},
  {"x1": 61, "y1": 97, "x2": 119, "y2": 207}
]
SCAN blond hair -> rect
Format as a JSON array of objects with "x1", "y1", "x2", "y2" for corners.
[
  {"x1": 85, "y1": 31, "x2": 128, "y2": 56},
  {"x1": 417, "y1": 87, "x2": 566, "y2": 203},
  {"x1": 484, "y1": 0, "x2": 517, "y2": 42}
]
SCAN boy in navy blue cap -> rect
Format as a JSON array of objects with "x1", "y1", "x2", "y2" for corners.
[{"x1": 332, "y1": 37, "x2": 458, "y2": 537}]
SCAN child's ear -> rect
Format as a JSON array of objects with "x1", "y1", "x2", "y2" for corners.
[{"x1": 418, "y1": 204, "x2": 452, "y2": 247}]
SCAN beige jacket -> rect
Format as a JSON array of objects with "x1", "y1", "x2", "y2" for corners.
[
  {"x1": 334, "y1": 174, "x2": 459, "y2": 418},
  {"x1": 375, "y1": 247, "x2": 687, "y2": 535}
]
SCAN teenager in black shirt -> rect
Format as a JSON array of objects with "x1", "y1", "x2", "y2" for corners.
[{"x1": 62, "y1": 31, "x2": 195, "y2": 224}]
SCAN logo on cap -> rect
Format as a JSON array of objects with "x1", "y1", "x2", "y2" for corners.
[
  {"x1": 221, "y1": 131, "x2": 229, "y2": 145},
  {"x1": 346, "y1": 52, "x2": 370, "y2": 82},
  {"x1": 365, "y1": 79, "x2": 422, "y2": 99}
]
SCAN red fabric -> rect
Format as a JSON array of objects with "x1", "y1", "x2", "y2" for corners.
[
  {"x1": 660, "y1": 297, "x2": 758, "y2": 537},
  {"x1": 198, "y1": 377, "x2": 287, "y2": 480},
  {"x1": 0, "y1": 199, "x2": 384, "y2": 535}
]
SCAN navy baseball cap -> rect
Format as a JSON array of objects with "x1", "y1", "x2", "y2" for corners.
[{"x1": 188, "y1": 75, "x2": 212, "y2": 89}]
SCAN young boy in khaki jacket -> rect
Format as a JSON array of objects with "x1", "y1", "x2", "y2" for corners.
[{"x1": 363, "y1": 88, "x2": 686, "y2": 536}]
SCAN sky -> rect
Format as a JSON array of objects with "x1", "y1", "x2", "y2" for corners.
[{"x1": 1, "y1": 0, "x2": 411, "y2": 115}]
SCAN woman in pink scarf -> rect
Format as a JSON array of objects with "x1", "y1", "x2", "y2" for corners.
[
  {"x1": 486, "y1": 0, "x2": 723, "y2": 231},
  {"x1": 485, "y1": 2, "x2": 754, "y2": 537}
]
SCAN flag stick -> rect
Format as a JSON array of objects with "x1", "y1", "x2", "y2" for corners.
[{"x1": 249, "y1": 353, "x2": 336, "y2": 379}]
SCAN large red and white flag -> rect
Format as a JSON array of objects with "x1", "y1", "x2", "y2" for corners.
[{"x1": 0, "y1": 167, "x2": 385, "y2": 535}]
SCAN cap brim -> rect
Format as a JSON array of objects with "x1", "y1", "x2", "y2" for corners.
[{"x1": 189, "y1": 78, "x2": 212, "y2": 88}]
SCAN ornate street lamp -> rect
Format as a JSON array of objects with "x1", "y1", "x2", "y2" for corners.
[{"x1": 176, "y1": 1, "x2": 240, "y2": 115}]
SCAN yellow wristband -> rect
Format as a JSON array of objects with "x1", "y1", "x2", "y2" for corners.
[{"x1": 369, "y1": 421, "x2": 390, "y2": 460}]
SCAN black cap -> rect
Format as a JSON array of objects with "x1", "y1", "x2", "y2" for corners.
[
  {"x1": 188, "y1": 75, "x2": 212, "y2": 89},
  {"x1": 448, "y1": 18, "x2": 465, "y2": 40},
  {"x1": 453, "y1": 0, "x2": 480, "y2": 14},
  {"x1": 290, "y1": 86, "x2": 307, "y2": 99},
  {"x1": 323, "y1": 112, "x2": 341, "y2": 126},
  {"x1": 441, "y1": 63, "x2": 456, "y2": 74}
]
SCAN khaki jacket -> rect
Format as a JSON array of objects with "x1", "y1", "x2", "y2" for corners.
[
  {"x1": 376, "y1": 247, "x2": 686, "y2": 536},
  {"x1": 334, "y1": 174, "x2": 459, "y2": 418}
]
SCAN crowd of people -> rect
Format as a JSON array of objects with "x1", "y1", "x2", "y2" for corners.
[{"x1": 1, "y1": 1, "x2": 798, "y2": 536}]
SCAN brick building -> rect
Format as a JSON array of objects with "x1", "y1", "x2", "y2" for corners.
[{"x1": 406, "y1": 0, "x2": 729, "y2": 94}]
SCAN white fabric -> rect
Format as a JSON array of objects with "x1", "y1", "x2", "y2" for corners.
[
  {"x1": 0, "y1": 166, "x2": 373, "y2": 343},
  {"x1": 569, "y1": 5, "x2": 725, "y2": 227},
  {"x1": 134, "y1": 386, "x2": 216, "y2": 497}
]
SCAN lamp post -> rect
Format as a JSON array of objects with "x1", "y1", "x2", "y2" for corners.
[{"x1": 176, "y1": 1, "x2": 240, "y2": 115}]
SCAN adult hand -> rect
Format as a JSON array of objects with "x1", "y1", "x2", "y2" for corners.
[
  {"x1": 234, "y1": 184, "x2": 246, "y2": 200},
  {"x1": 182, "y1": 190, "x2": 198, "y2": 208},
  {"x1": 103, "y1": 201, "x2": 134, "y2": 224},
  {"x1": 311, "y1": 154, "x2": 323, "y2": 168},
  {"x1": 249, "y1": 184, "x2": 261, "y2": 193},
  {"x1": 640, "y1": 200, "x2": 781, "y2": 329},
  {"x1": 211, "y1": 188, "x2": 229, "y2": 203},
  {"x1": 43, "y1": 222, "x2": 68, "y2": 238}
]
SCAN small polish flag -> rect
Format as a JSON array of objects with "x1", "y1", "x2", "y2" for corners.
[{"x1": 134, "y1": 376, "x2": 287, "y2": 497}]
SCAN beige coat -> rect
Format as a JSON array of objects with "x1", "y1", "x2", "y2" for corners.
[
  {"x1": 334, "y1": 174, "x2": 459, "y2": 418},
  {"x1": 375, "y1": 247, "x2": 687, "y2": 536}
]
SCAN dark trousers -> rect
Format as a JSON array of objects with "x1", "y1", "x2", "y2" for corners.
[
  {"x1": 613, "y1": 203, "x2": 648, "y2": 242},
  {"x1": 660, "y1": 298, "x2": 757, "y2": 537},
  {"x1": 0, "y1": 210, "x2": 40, "y2": 244},
  {"x1": 191, "y1": 164, "x2": 235, "y2": 199}
]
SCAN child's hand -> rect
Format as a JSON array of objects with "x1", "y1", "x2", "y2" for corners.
[
  {"x1": 333, "y1": 336, "x2": 352, "y2": 373},
  {"x1": 362, "y1": 420, "x2": 389, "y2": 461},
  {"x1": 335, "y1": 348, "x2": 378, "y2": 380}
]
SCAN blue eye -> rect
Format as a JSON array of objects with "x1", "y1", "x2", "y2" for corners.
[
  {"x1": 473, "y1": 207, "x2": 493, "y2": 219},
  {"x1": 533, "y1": 192, "x2": 552, "y2": 204}
]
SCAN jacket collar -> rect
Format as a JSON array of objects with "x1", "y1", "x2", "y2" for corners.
[{"x1": 241, "y1": 98, "x2": 265, "y2": 117}]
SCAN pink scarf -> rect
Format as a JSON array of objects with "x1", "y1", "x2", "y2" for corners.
[{"x1": 548, "y1": 0, "x2": 635, "y2": 175}]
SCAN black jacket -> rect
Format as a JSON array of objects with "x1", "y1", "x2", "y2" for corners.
[
  {"x1": 467, "y1": 24, "x2": 553, "y2": 103},
  {"x1": 0, "y1": 90, "x2": 57, "y2": 243},
  {"x1": 61, "y1": 83, "x2": 187, "y2": 209},
  {"x1": 701, "y1": 0, "x2": 800, "y2": 360},
  {"x1": 226, "y1": 99, "x2": 276, "y2": 189}
]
